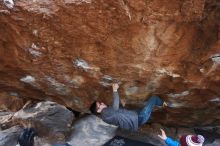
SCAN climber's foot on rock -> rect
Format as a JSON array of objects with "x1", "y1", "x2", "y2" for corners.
[{"x1": 163, "y1": 101, "x2": 173, "y2": 108}]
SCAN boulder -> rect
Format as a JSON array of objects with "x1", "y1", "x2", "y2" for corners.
[
  {"x1": 0, "y1": 0, "x2": 219, "y2": 127},
  {"x1": 0, "y1": 126, "x2": 23, "y2": 146},
  {"x1": 13, "y1": 101, "x2": 74, "y2": 141},
  {"x1": 68, "y1": 115, "x2": 117, "y2": 146}
]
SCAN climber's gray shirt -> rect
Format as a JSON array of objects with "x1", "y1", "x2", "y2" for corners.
[{"x1": 101, "y1": 92, "x2": 139, "y2": 131}]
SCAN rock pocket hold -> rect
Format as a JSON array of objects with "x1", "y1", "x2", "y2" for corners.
[{"x1": 3, "y1": 0, "x2": 14, "y2": 9}]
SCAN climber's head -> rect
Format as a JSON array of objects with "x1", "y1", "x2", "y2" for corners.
[{"x1": 90, "y1": 101, "x2": 107, "y2": 114}]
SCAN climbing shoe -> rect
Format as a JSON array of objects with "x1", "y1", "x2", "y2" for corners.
[{"x1": 163, "y1": 101, "x2": 173, "y2": 108}]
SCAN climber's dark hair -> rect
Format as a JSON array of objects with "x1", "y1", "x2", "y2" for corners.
[{"x1": 90, "y1": 101, "x2": 97, "y2": 114}]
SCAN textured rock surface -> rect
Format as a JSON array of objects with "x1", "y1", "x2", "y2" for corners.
[
  {"x1": 0, "y1": 91, "x2": 24, "y2": 112},
  {"x1": 67, "y1": 115, "x2": 117, "y2": 146},
  {"x1": 13, "y1": 101, "x2": 74, "y2": 141},
  {"x1": 0, "y1": 0, "x2": 219, "y2": 127},
  {"x1": 0, "y1": 125, "x2": 23, "y2": 146},
  {"x1": 0, "y1": 111, "x2": 14, "y2": 130},
  {"x1": 206, "y1": 140, "x2": 220, "y2": 146}
]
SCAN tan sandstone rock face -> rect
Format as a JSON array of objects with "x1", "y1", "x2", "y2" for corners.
[{"x1": 0, "y1": 0, "x2": 219, "y2": 126}]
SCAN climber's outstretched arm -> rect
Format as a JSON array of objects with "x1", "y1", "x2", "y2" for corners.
[{"x1": 112, "y1": 83, "x2": 120, "y2": 110}]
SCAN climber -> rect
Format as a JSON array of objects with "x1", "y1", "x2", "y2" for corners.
[
  {"x1": 158, "y1": 129, "x2": 205, "y2": 146},
  {"x1": 90, "y1": 83, "x2": 169, "y2": 131}
]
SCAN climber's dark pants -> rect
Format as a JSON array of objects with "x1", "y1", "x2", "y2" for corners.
[{"x1": 137, "y1": 96, "x2": 163, "y2": 125}]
